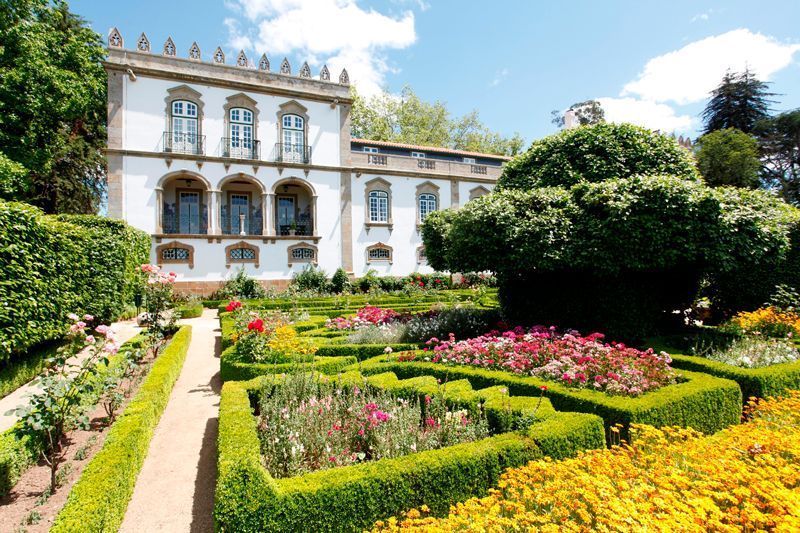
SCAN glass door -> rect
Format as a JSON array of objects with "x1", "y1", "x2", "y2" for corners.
[
  {"x1": 283, "y1": 129, "x2": 304, "y2": 162},
  {"x1": 230, "y1": 193, "x2": 249, "y2": 234},
  {"x1": 277, "y1": 196, "x2": 295, "y2": 234},
  {"x1": 178, "y1": 191, "x2": 200, "y2": 234}
]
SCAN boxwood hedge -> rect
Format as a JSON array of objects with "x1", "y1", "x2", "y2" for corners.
[
  {"x1": 51, "y1": 326, "x2": 192, "y2": 532},
  {"x1": 214, "y1": 372, "x2": 604, "y2": 532},
  {"x1": 219, "y1": 344, "x2": 357, "y2": 382}
]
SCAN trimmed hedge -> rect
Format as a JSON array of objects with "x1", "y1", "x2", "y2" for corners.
[
  {"x1": 214, "y1": 372, "x2": 604, "y2": 532},
  {"x1": 0, "y1": 201, "x2": 149, "y2": 361},
  {"x1": 176, "y1": 302, "x2": 204, "y2": 319},
  {"x1": 0, "y1": 341, "x2": 59, "y2": 400},
  {"x1": 220, "y1": 344, "x2": 356, "y2": 382},
  {"x1": 315, "y1": 343, "x2": 421, "y2": 361},
  {"x1": 355, "y1": 355, "x2": 742, "y2": 439},
  {"x1": 51, "y1": 326, "x2": 192, "y2": 532}
]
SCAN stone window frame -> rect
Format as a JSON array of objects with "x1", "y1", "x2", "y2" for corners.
[
  {"x1": 223, "y1": 93, "x2": 260, "y2": 147},
  {"x1": 276, "y1": 100, "x2": 310, "y2": 153},
  {"x1": 364, "y1": 177, "x2": 393, "y2": 231},
  {"x1": 156, "y1": 241, "x2": 195, "y2": 269},
  {"x1": 469, "y1": 185, "x2": 490, "y2": 201},
  {"x1": 225, "y1": 241, "x2": 259, "y2": 268},
  {"x1": 366, "y1": 242, "x2": 393, "y2": 264},
  {"x1": 287, "y1": 241, "x2": 318, "y2": 267},
  {"x1": 415, "y1": 181, "x2": 440, "y2": 229},
  {"x1": 416, "y1": 245, "x2": 427, "y2": 265},
  {"x1": 165, "y1": 85, "x2": 204, "y2": 139}
]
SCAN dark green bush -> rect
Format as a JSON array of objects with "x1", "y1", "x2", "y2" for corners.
[
  {"x1": 51, "y1": 326, "x2": 192, "y2": 532},
  {"x1": 0, "y1": 201, "x2": 149, "y2": 362},
  {"x1": 291, "y1": 264, "x2": 330, "y2": 293},
  {"x1": 330, "y1": 268, "x2": 350, "y2": 294},
  {"x1": 212, "y1": 267, "x2": 267, "y2": 300},
  {"x1": 499, "y1": 122, "x2": 699, "y2": 190}
]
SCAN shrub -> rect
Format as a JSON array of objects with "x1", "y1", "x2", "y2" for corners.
[
  {"x1": 292, "y1": 264, "x2": 330, "y2": 293},
  {"x1": 375, "y1": 392, "x2": 800, "y2": 532},
  {"x1": 695, "y1": 127, "x2": 761, "y2": 188},
  {"x1": 402, "y1": 306, "x2": 501, "y2": 343},
  {"x1": 212, "y1": 267, "x2": 267, "y2": 300},
  {"x1": 499, "y1": 122, "x2": 699, "y2": 190},
  {"x1": 331, "y1": 268, "x2": 350, "y2": 294},
  {"x1": 0, "y1": 201, "x2": 149, "y2": 362},
  {"x1": 51, "y1": 326, "x2": 192, "y2": 532}
]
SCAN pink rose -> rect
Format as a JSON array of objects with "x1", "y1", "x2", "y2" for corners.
[{"x1": 84, "y1": 335, "x2": 96, "y2": 344}]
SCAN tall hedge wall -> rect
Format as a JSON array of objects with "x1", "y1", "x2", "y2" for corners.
[{"x1": 0, "y1": 201, "x2": 149, "y2": 361}]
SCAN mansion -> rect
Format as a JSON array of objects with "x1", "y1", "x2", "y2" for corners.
[{"x1": 104, "y1": 29, "x2": 507, "y2": 293}]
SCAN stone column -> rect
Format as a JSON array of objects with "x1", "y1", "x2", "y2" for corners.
[
  {"x1": 450, "y1": 178, "x2": 460, "y2": 209},
  {"x1": 339, "y1": 171, "x2": 353, "y2": 273},
  {"x1": 155, "y1": 188, "x2": 163, "y2": 233},
  {"x1": 210, "y1": 190, "x2": 221, "y2": 235},
  {"x1": 261, "y1": 193, "x2": 269, "y2": 235},
  {"x1": 312, "y1": 195, "x2": 319, "y2": 236},
  {"x1": 266, "y1": 193, "x2": 275, "y2": 236}
]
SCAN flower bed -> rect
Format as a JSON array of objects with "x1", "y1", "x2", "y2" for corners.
[
  {"x1": 374, "y1": 391, "x2": 800, "y2": 532},
  {"x1": 726, "y1": 306, "x2": 800, "y2": 337},
  {"x1": 215, "y1": 371, "x2": 605, "y2": 532},
  {"x1": 326, "y1": 305, "x2": 403, "y2": 330},
  {"x1": 420, "y1": 327, "x2": 676, "y2": 396}
]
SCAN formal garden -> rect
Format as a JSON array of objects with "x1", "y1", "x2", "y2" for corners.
[{"x1": 2, "y1": 122, "x2": 800, "y2": 530}]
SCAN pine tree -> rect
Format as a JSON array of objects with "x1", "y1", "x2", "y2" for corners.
[{"x1": 701, "y1": 69, "x2": 775, "y2": 134}]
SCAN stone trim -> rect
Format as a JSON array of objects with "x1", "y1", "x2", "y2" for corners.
[
  {"x1": 469, "y1": 185, "x2": 490, "y2": 201},
  {"x1": 415, "y1": 180, "x2": 440, "y2": 227},
  {"x1": 223, "y1": 93, "x2": 260, "y2": 143},
  {"x1": 364, "y1": 177, "x2": 392, "y2": 230},
  {"x1": 225, "y1": 241, "x2": 259, "y2": 268},
  {"x1": 276, "y1": 100, "x2": 310, "y2": 152},
  {"x1": 416, "y1": 245, "x2": 427, "y2": 265},
  {"x1": 164, "y1": 85, "x2": 205, "y2": 139},
  {"x1": 156, "y1": 240, "x2": 195, "y2": 268},
  {"x1": 339, "y1": 171, "x2": 353, "y2": 273},
  {"x1": 287, "y1": 241, "x2": 318, "y2": 266},
  {"x1": 366, "y1": 242, "x2": 393, "y2": 264}
]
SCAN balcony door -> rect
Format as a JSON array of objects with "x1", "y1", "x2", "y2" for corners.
[
  {"x1": 282, "y1": 114, "x2": 304, "y2": 163},
  {"x1": 229, "y1": 108, "x2": 254, "y2": 158},
  {"x1": 171, "y1": 100, "x2": 198, "y2": 154},
  {"x1": 178, "y1": 190, "x2": 201, "y2": 234},
  {"x1": 229, "y1": 192, "x2": 249, "y2": 234},
  {"x1": 277, "y1": 195, "x2": 296, "y2": 234}
]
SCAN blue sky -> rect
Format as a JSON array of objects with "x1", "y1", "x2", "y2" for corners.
[{"x1": 72, "y1": 0, "x2": 800, "y2": 145}]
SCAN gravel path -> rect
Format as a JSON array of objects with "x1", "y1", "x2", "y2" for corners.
[
  {"x1": 0, "y1": 319, "x2": 142, "y2": 433},
  {"x1": 120, "y1": 309, "x2": 221, "y2": 533}
]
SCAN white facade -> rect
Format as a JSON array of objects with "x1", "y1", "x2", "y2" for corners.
[{"x1": 104, "y1": 29, "x2": 505, "y2": 293}]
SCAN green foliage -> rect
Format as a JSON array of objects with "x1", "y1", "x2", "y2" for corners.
[
  {"x1": 756, "y1": 108, "x2": 800, "y2": 206},
  {"x1": 695, "y1": 128, "x2": 761, "y2": 188},
  {"x1": 176, "y1": 302, "x2": 203, "y2": 319},
  {"x1": 702, "y1": 69, "x2": 775, "y2": 135},
  {"x1": 291, "y1": 264, "x2": 330, "y2": 293},
  {"x1": 330, "y1": 267, "x2": 350, "y2": 294},
  {"x1": 499, "y1": 123, "x2": 699, "y2": 190},
  {"x1": 214, "y1": 373, "x2": 604, "y2": 532},
  {"x1": 0, "y1": 0, "x2": 107, "y2": 213},
  {"x1": 314, "y1": 344, "x2": 420, "y2": 361},
  {"x1": 51, "y1": 326, "x2": 192, "y2": 533},
  {"x1": 0, "y1": 341, "x2": 58, "y2": 400},
  {"x1": 212, "y1": 267, "x2": 267, "y2": 300},
  {"x1": 351, "y1": 85, "x2": 524, "y2": 156},
  {"x1": 0, "y1": 201, "x2": 149, "y2": 361},
  {"x1": 0, "y1": 152, "x2": 29, "y2": 201},
  {"x1": 220, "y1": 344, "x2": 355, "y2": 382},
  {"x1": 551, "y1": 100, "x2": 605, "y2": 128}
]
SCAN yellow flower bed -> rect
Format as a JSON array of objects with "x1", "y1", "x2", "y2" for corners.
[
  {"x1": 374, "y1": 392, "x2": 800, "y2": 532},
  {"x1": 267, "y1": 325, "x2": 318, "y2": 359},
  {"x1": 730, "y1": 306, "x2": 800, "y2": 337}
]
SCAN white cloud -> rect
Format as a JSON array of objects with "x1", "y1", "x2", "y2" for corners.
[
  {"x1": 622, "y1": 29, "x2": 800, "y2": 105},
  {"x1": 598, "y1": 97, "x2": 695, "y2": 133},
  {"x1": 489, "y1": 68, "x2": 508, "y2": 88},
  {"x1": 224, "y1": 0, "x2": 417, "y2": 95},
  {"x1": 690, "y1": 10, "x2": 712, "y2": 23}
]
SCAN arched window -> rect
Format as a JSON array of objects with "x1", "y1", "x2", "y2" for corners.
[
  {"x1": 156, "y1": 241, "x2": 194, "y2": 269},
  {"x1": 418, "y1": 193, "x2": 437, "y2": 222},
  {"x1": 366, "y1": 243, "x2": 392, "y2": 263},
  {"x1": 170, "y1": 100, "x2": 199, "y2": 154},
  {"x1": 287, "y1": 242, "x2": 318, "y2": 265},
  {"x1": 225, "y1": 241, "x2": 259, "y2": 268},
  {"x1": 229, "y1": 107, "x2": 254, "y2": 158},
  {"x1": 368, "y1": 190, "x2": 389, "y2": 223},
  {"x1": 282, "y1": 114, "x2": 305, "y2": 162}
]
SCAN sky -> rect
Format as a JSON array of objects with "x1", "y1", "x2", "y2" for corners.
[{"x1": 71, "y1": 0, "x2": 800, "y2": 144}]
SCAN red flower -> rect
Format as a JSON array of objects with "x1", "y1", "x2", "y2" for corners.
[
  {"x1": 540, "y1": 386, "x2": 548, "y2": 391},
  {"x1": 247, "y1": 318, "x2": 265, "y2": 332},
  {"x1": 226, "y1": 300, "x2": 242, "y2": 312}
]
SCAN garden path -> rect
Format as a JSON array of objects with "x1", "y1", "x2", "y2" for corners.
[
  {"x1": 120, "y1": 308, "x2": 220, "y2": 533},
  {"x1": 0, "y1": 319, "x2": 141, "y2": 433}
]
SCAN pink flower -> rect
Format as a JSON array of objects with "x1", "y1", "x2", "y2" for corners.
[
  {"x1": 67, "y1": 313, "x2": 80, "y2": 321},
  {"x1": 83, "y1": 314, "x2": 94, "y2": 322},
  {"x1": 95, "y1": 324, "x2": 110, "y2": 335},
  {"x1": 84, "y1": 335, "x2": 96, "y2": 344}
]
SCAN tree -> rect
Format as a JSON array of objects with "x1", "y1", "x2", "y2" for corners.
[
  {"x1": 695, "y1": 128, "x2": 761, "y2": 188},
  {"x1": 0, "y1": 152, "x2": 30, "y2": 201},
  {"x1": 350, "y1": 86, "x2": 524, "y2": 156},
  {"x1": 756, "y1": 109, "x2": 800, "y2": 205},
  {"x1": 550, "y1": 100, "x2": 605, "y2": 128},
  {"x1": 0, "y1": 0, "x2": 107, "y2": 213},
  {"x1": 701, "y1": 69, "x2": 775, "y2": 134}
]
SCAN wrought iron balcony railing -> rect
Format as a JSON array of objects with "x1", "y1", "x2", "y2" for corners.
[
  {"x1": 163, "y1": 131, "x2": 206, "y2": 155},
  {"x1": 222, "y1": 138, "x2": 261, "y2": 160},
  {"x1": 273, "y1": 143, "x2": 312, "y2": 164}
]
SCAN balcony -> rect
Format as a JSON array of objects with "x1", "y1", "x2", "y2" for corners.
[
  {"x1": 273, "y1": 143, "x2": 312, "y2": 165},
  {"x1": 163, "y1": 131, "x2": 206, "y2": 156},
  {"x1": 222, "y1": 138, "x2": 261, "y2": 160},
  {"x1": 352, "y1": 151, "x2": 502, "y2": 179}
]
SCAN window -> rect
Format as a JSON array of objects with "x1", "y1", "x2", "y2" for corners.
[
  {"x1": 469, "y1": 186, "x2": 490, "y2": 201},
  {"x1": 363, "y1": 146, "x2": 379, "y2": 153},
  {"x1": 282, "y1": 114, "x2": 305, "y2": 162},
  {"x1": 229, "y1": 193, "x2": 249, "y2": 234},
  {"x1": 463, "y1": 157, "x2": 476, "y2": 164},
  {"x1": 162, "y1": 248, "x2": 190, "y2": 261},
  {"x1": 178, "y1": 191, "x2": 201, "y2": 234},
  {"x1": 226, "y1": 241, "x2": 259, "y2": 268},
  {"x1": 366, "y1": 243, "x2": 392, "y2": 263},
  {"x1": 418, "y1": 193, "x2": 437, "y2": 222},
  {"x1": 229, "y1": 108, "x2": 254, "y2": 158},
  {"x1": 230, "y1": 248, "x2": 256, "y2": 260},
  {"x1": 417, "y1": 246, "x2": 427, "y2": 264},
  {"x1": 411, "y1": 151, "x2": 426, "y2": 158},
  {"x1": 292, "y1": 247, "x2": 315, "y2": 260},
  {"x1": 156, "y1": 241, "x2": 194, "y2": 268},
  {"x1": 171, "y1": 100, "x2": 199, "y2": 153},
  {"x1": 368, "y1": 190, "x2": 389, "y2": 223}
]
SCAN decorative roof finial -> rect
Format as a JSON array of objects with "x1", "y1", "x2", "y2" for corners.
[
  {"x1": 320, "y1": 65, "x2": 330, "y2": 81},
  {"x1": 338, "y1": 68, "x2": 349, "y2": 85},
  {"x1": 280, "y1": 57, "x2": 291, "y2": 74},
  {"x1": 258, "y1": 54, "x2": 270, "y2": 71},
  {"x1": 213, "y1": 47, "x2": 225, "y2": 64},
  {"x1": 299, "y1": 62, "x2": 311, "y2": 78},
  {"x1": 163, "y1": 37, "x2": 176, "y2": 56},
  {"x1": 108, "y1": 27, "x2": 123, "y2": 48},
  {"x1": 189, "y1": 42, "x2": 201, "y2": 61},
  {"x1": 137, "y1": 33, "x2": 150, "y2": 52},
  {"x1": 236, "y1": 50, "x2": 248, "y2": 67}
]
